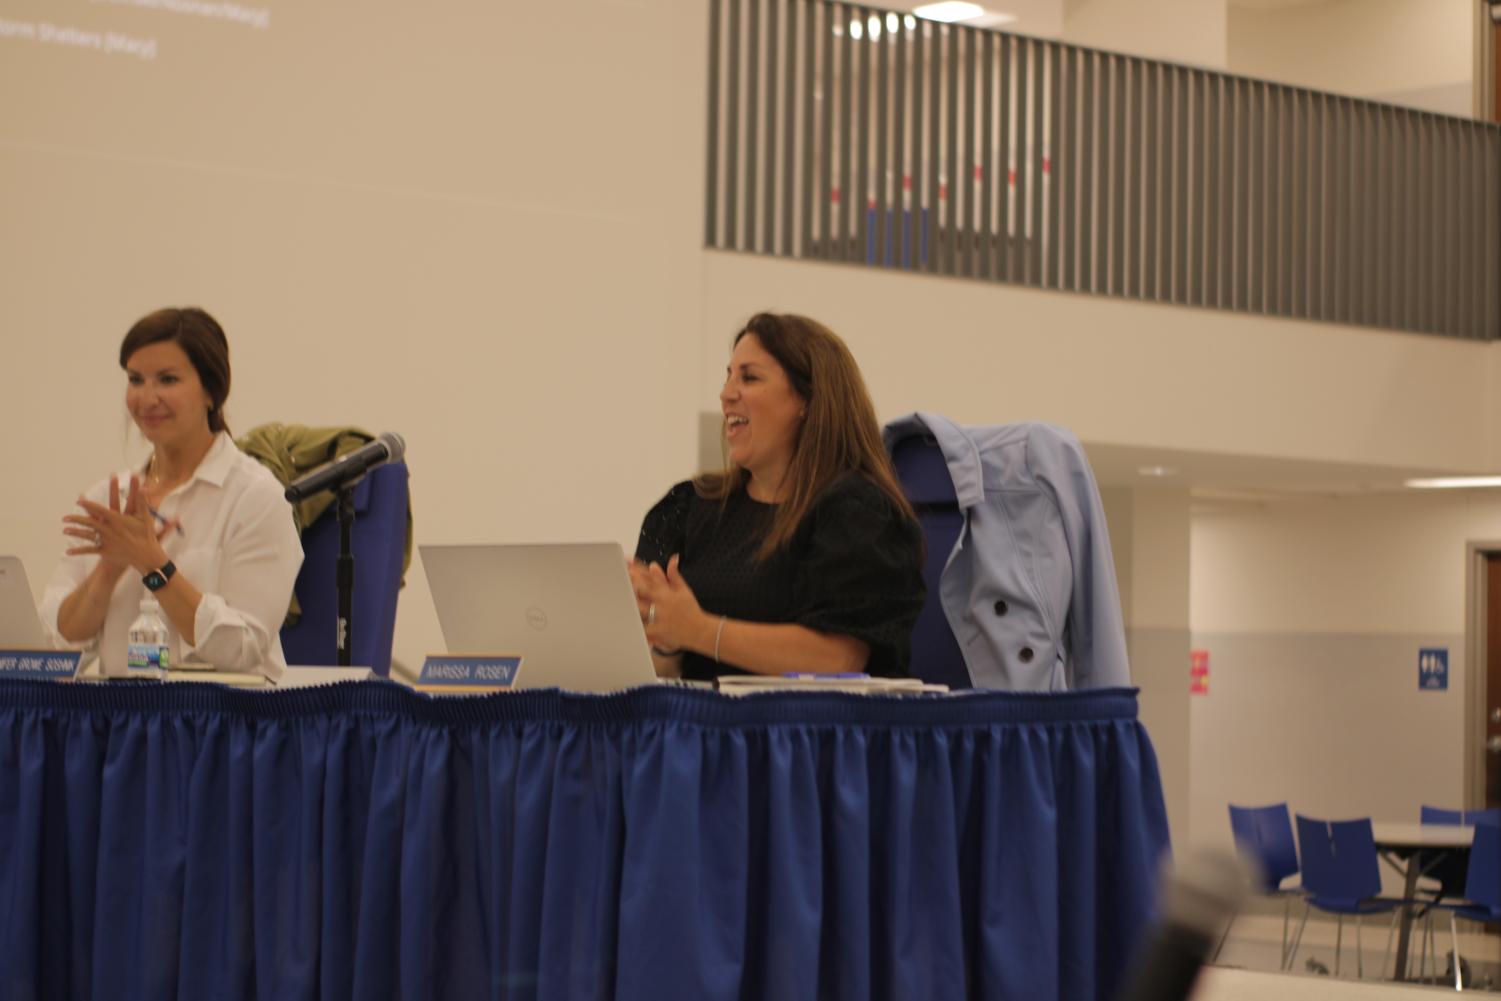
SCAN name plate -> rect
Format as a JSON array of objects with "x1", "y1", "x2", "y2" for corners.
[
  {"x1": 417, "y1": 655, "x2": 522, "y2": 693},
  {"x1": 0, "y1": 650, "x2": 82, "y2": 681}
]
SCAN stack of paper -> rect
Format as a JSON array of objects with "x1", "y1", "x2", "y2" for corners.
[
  {"x1": 165, "y1": 669, "x2": 269, "y2": 688},
  {"x1": 715, "y1": 674, "x2": 948, "y2": 696}
]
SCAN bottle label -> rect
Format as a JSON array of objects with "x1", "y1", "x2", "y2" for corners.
[{"x1": 126, "y1": 643, "x2": 170, "y2": 673}]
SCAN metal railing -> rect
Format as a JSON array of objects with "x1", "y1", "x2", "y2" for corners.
[{"x1": 705, "y1": 0, "x2": 1501, "y2": 341}]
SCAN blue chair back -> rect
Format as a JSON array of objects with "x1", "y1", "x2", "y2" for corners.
[
  {"x1": 1464, "y1": 823, "x2": 1501, "y2": 912},
  {"x1": 1228, "y1": 803, "x2": 1299, "y2": 892},
  {"x1": 888, "y1": 435, "x2": 970, "y2": 689},
  {"x1": 1295, "y1": 815, "x2": 1382, "y2": 904},
  {"x1": 280, "y1": 461, "x2": 407, "y2": 676},
  {"x1": 1421, "y1": 805, "x2": 1465, "y2": 826},
  {"x1": 1464, "y1": 807, "x2": 1501, "y2": 828}
]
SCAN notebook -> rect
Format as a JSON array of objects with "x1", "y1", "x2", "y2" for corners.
[
  {"x1": 419, "y1": 542, "x2": 660, "y2": 693},
  {"x1": 0, "y1": 556, "x2": 49, "y2": 649}
]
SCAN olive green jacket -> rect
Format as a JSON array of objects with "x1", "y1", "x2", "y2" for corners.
[{"x1": 237, "y1": 422, "x2": 413, "y2": 625}]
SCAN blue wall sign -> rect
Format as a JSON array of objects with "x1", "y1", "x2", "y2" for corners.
[{"x1": 1418, "y1": 648, "x2": 1448, "y2": 691}]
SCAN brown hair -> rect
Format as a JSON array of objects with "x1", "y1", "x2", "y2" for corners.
[
  {"x1": 696, "y1": 312, "x2": 916, "y2": 559},
  {"x1": 118, "y1": 307, "x2": 232, "y2": 435}
]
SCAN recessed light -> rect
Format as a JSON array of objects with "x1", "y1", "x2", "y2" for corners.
[
  {"x1": 1404, "y1": 476, "x2": 1501, "y2": 489},
  {"x1": 913, "y1": 2, "x2": 987, "y2": 23},
  {"x1": 1138, "y1": 465, "x2": 1178, "y2": 478}
]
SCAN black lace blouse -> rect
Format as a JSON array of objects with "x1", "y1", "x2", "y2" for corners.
[{"x1": 634, "y1": 473, "x2": 926, "y2": 680}]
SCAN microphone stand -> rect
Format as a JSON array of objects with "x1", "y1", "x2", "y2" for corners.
[{"x1": 336, "y1": 480, "x2": 357, "y2": 667}]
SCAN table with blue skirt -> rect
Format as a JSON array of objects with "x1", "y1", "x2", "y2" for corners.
[{"x1": 0, "y1": 679, "x2": 1170, "y2": 1001}]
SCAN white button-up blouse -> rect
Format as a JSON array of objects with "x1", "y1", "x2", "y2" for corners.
[{"x1": 41, "y1": 432, "x2": 303, "y2": 681}]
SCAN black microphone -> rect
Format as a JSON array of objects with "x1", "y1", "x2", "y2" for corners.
[
  {"x1": 1114, "y1": 847, "x2": 1250, "y2": 1001},
  {"x1": 284, "y1": 432, "x2": 406, "y2": 502}
]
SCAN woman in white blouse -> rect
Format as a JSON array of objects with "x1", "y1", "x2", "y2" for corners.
[{"x1": 42, "y1": 307, "x2": 302, "y2": 681}]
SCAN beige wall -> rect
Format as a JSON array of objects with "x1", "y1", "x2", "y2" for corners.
[
  {"x1": 1491, "y1": 339, "x2": 1501, "y2": 468},
  {"x1": 1193, "y1": 492, "x2": 1501, "y2": 635},
  {"x1": 699, "y1": 252, "x2": 1494, "y2": 475},
  {"x1": 1063, "y1": 0, "x2": 1228, "y2": 70},
  {"x1": 1103, "y1": 487, "x2": 1193, "y2": 845},
  {"x1": 1188, "y1": 490, "x2": 1501, "y2": 847},
  {"x1": 0, "y1": 0, "x2": 712, "y2": 673},
  {"x1": 1228, "y1": 0, "x2": 1474, "y2": 116}
]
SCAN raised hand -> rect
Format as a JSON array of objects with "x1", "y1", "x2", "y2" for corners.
[{"x1": 62, "y1": 474, "x2": 173, "y2": 574}]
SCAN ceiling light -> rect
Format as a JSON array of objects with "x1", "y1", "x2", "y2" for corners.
[
  {"x1": 886, "y1": 12, "x2": 900, "y2": 33},
  {"x1": 1404, "y1": 475, "x2": 1501, "y2": 489},
  {"x1": 868, "y1": 13, "x2": 881, "y2": 38},
  {"x1": 913, "y1": 2, "x2": 986, "y2": 23},
  {"x1": 849, "y1": 18, "x2": 863, "y2": 39},
  {"x1": 1137, "y1": 465, "x2": 1178, "y2": 478},
  {"x1": 904, "y1": 14, "x2": 917, "y2": 29}
]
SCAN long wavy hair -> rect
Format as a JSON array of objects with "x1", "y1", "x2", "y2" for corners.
[{"x1": 695, "y1": 312, "x2": 915, "y2": 560}]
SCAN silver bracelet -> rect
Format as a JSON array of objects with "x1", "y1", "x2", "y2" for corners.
[{"x1": 713, "y1": 615, "x2": 728, "y2": 664}]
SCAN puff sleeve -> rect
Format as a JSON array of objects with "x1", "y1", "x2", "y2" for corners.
[{"x1": 790, "y1": 476, "x2": 926, "y2": 677}]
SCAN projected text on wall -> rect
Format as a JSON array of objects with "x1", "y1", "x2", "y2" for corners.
[{"x1": 0, "y1": 0, "x2": 270, "y2": 63}]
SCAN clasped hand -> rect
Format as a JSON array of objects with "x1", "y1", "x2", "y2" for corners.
[
  {"x1": 62, "y1": 474, "x2": 177, "y2": 576},
  {"x1": 628, "y1": 554, "x2": 707, "y2": 654}
]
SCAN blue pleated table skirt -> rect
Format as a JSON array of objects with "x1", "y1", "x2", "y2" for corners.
[{"x1": 0, "y1": 679, "x2": 1170, "y2": 1001}]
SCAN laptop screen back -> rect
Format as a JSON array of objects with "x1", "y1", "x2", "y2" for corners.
[
  {"x1": 0, "y1": 557, "x2": 49, "y2": 649},
  {"x1": 419, "y1": 542, "x2": 658, "y2": 693}
]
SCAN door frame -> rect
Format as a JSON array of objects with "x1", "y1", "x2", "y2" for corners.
[
  {"x1": 1464, "y1": 541, "x2": 1499, "y2": 807},
  {"x1": 1478, "y1": 0, "x2": 1497, "y2": 121}
]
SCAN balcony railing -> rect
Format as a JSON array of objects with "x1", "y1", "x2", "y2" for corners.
[{"x1": 705, "y1": 0, "x2": 1501, "y2": 342}]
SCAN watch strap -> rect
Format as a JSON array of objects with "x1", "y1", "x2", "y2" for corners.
[{"x1": 143, "y1": 560, "x2": 177, "y2": 592}]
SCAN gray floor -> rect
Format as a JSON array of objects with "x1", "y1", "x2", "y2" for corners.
[{"x1": 1213, "y1": 906, "x2": 1501, "y2": 992}]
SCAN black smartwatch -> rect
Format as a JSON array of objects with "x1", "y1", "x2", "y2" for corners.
[{"x1": 143, "y1": 560, "x2": 177, "y2": 592}]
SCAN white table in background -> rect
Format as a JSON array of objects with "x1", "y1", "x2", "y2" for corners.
[{"x1": 1370, "y1": 822, "x2": 1475, "y2": 981}]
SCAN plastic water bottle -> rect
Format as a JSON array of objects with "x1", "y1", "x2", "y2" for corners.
[{"x1": 125, "y1": 597, "x2": 170, "y2": 679}]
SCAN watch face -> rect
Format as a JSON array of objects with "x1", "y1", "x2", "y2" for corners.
[{"x1": 144, "y1": 561, "x2": 175, "y2": 592}]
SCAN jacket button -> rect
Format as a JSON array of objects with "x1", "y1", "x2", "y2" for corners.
[
  {"x1": 1018, "y1": 647, "x2": 1034, "y2": 663},
  {"x1": 993, "y1": 600, "x2": 1008, "y2": 616}
]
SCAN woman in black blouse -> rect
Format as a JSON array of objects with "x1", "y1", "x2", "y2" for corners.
[{"x1": 630, "y1": 312, "x2": 925, "y2": 680}]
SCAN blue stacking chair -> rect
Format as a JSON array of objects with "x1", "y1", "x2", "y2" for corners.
[
  {"x1": 1421, "y1": 806, "x2": 1465, "y2": 827},
  {"x1": 1218, "y1": 803, "x2": 1303, "y2": 969},
  {"x1": 1418, "y1": 806, "x2": 1499, "y2": 904},
  {"x1": 1418, "y1": 806, "x2": 1498, "y2": 828},
  {"x1": 1420, "y1": 805, "x2": 1470, "y2": 903},
  {"x1": 280, "y1": 461, "x2": 408, "y2": 677},
  {"x1": 1433, "y1": 823, "x2": 1501, "y2": 990},
  {"x1": 887, "y1": 434, "x2": 971, "y2": 689},
  {"x1": 1288, "y1": 815, "x2": 1406, "y2": 979},
  {"x1": 1462, "y1": 808, "x2": 1501, "y2": 828}
]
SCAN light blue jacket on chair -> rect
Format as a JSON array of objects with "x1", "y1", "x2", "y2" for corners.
[{"x1": 883, "y1": 412, "x2": 1131, "y2": 690}]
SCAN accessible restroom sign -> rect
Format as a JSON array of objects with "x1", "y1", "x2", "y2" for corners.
[{"x1": 1418, "y1": 648, "x2": 1448, "y2": 691}]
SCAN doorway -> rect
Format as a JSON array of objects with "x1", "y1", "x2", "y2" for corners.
[
  {"x1": 1487, "y1": 555, "x2": 1501, "y2": 807},
  {"x1": 1465, "y1": 544, "x2": 1501, "y2": 810}
]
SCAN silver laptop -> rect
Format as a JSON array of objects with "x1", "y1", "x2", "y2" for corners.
[
  {"x1": 420, "y1": 542, "x2": 659, "y2": 693},
  {"x1": 0, "y1": 556, "x2": 49, "y2": 648}
]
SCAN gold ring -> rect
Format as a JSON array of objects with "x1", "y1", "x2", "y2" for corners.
[{"x1": 647, "y1": 603, "x2": 656, "y2": 626}]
